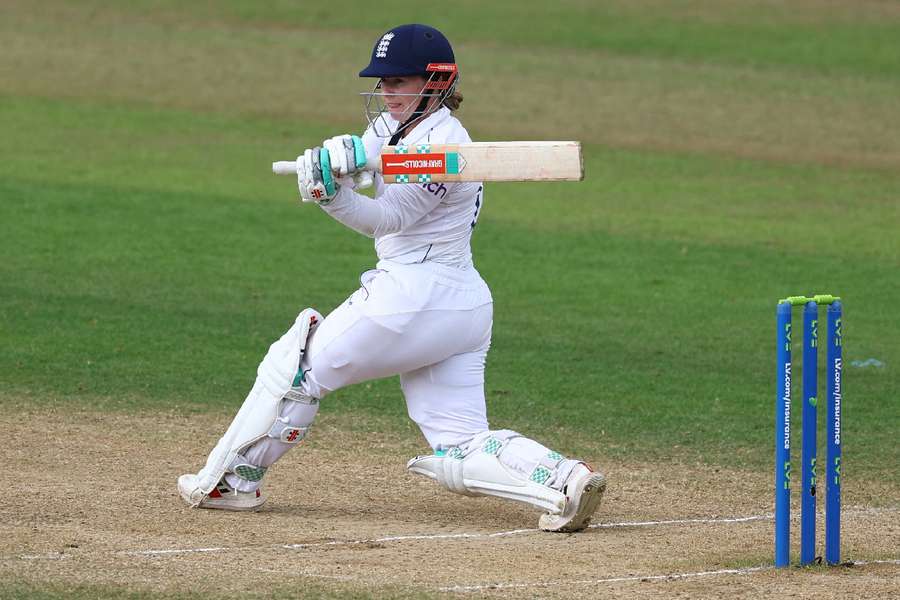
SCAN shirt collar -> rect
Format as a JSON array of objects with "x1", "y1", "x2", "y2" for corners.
[{"x1": 387, "y1": 106, "x2": 452, "y2": 146}]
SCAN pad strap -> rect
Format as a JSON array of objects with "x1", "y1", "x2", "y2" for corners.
[
  {"x1": 408, "y1": 430, "x2": 568, "y2": 514},
  {"x1": 530, "y1": 451, "x2": 567, "y2": 485}
]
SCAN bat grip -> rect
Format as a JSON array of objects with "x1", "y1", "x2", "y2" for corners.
[
  {"x1": 272, "y1": 161, "x2": 297, "y2": 176},
  {"x1": 272, "y1": 157, "x2": 381, "y2": 176}
]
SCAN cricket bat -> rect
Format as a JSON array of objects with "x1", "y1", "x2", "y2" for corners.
[{"x1": 272, "y1": 141, "x2": 583, "y2": 184}]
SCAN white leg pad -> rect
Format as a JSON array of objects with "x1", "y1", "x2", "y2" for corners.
[
  {"x1": 183, "y1": 308, "x2": 323, "y2": 505},
  {"x1": 407, "y1": 431, "x2": 568, "y2": 514}
]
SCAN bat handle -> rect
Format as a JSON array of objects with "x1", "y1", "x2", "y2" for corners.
[
  {"x1": 272, "y1": 158, "x2": 382, "y2": 176},
  {"x1": 272, "y1": 161, "x2": 297, "y2": 176}
]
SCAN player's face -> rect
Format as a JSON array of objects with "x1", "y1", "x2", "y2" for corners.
[{"x1": 380, "y1": 76, "x2": 430, "y2": 122}]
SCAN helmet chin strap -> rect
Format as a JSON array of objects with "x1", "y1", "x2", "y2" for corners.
[{"x1": 389, "y1": 94, "x2": 432, "y2": 145}]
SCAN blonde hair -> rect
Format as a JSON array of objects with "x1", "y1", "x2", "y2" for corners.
[{"x1": 443, "y1": 89, "x2": 463, "y2": 111}]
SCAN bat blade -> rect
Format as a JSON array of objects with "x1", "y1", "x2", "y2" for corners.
[
  {"x1": 272, "y1": 141, "x2": 584, "y2": 183},
  {"x1": 380, "y1": 141, "x2": 583, "y2": 184}
]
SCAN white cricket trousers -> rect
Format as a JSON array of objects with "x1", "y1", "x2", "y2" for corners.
[
  {"x1": 222, "y1": 258, "x2": 584, "y2": 496},
  {"x1": 228, "y1": 258, "x2": 495, "y2": 493},
  {"x1": 302, "y1": 259, "x2": 494, "y2": 448}
]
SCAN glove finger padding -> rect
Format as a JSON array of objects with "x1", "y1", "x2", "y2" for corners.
[
  {"x1": 296, "y1": 149, "x2": 314, "y2": 203},
  {"x1": 323, "y1": 134, "x2": 367, "y2": 176},
  {"x1": 317, "y1": 147, "x2": 336, "y2": 197},
  {"x1": 323, "y1": 136, "x2": 350, "y2": 176}
]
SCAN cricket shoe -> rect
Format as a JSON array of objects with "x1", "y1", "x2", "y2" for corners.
[
  {"x1": 538, "y1": 463, "x2": 606, "y2": 532},
  {"x1": 177, "y1": 474, "x2": 266, "y2": 511}
]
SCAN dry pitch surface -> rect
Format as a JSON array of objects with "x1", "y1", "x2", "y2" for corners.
[{"x1": 3, "y1": 409, "x2": 898, "y2": 599}]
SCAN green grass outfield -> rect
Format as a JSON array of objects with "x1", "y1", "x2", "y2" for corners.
[{"x1": 2, "y1": 0, "x2": 898, "y2": 494}]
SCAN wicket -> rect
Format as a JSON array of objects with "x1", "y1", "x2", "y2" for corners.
[{"x1": 775, "y1": 294, "x2": 842, "y2": 568}]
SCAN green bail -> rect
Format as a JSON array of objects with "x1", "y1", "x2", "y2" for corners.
[{"x1": 778, "y1": 294, "x2": 841, "y2": 306}]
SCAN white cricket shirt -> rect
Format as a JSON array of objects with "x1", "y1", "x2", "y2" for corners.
[{"x1": 320, "y1": 107, "x2": 483, "y2": 269}]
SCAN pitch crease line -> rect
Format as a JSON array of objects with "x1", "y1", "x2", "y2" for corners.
[
  {"x1": 122, "y1": 513, "x2": 771, "y2": 557},
  {"x1": 591, "y1": 514, "x2": 772, "y2": 529},
  {"x1": 439, "y1": 559, "x2": 900, "y2": 593}
]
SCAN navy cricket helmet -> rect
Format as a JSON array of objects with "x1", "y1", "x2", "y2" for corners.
[
  {"x1": 359, "y1": 24, "x2": 460, "y2": 140},
  {"x1": 359, "y1": 24, "x2": 455, "y2": 78}
]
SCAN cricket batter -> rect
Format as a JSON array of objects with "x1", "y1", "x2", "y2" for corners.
[{"x1": 178, "y1": 24, "x2": 606, "y2": 532}]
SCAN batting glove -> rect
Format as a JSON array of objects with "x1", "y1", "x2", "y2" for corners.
[
  {"x1": 323, "y1": 134, "x2": 368, "y2": 177},
  {"x1": 296, "y1": 147, "x2": 337, "y2": 204},
  {"x1": 324, "y1": 134, "x2": 375, "y2": 191}
]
